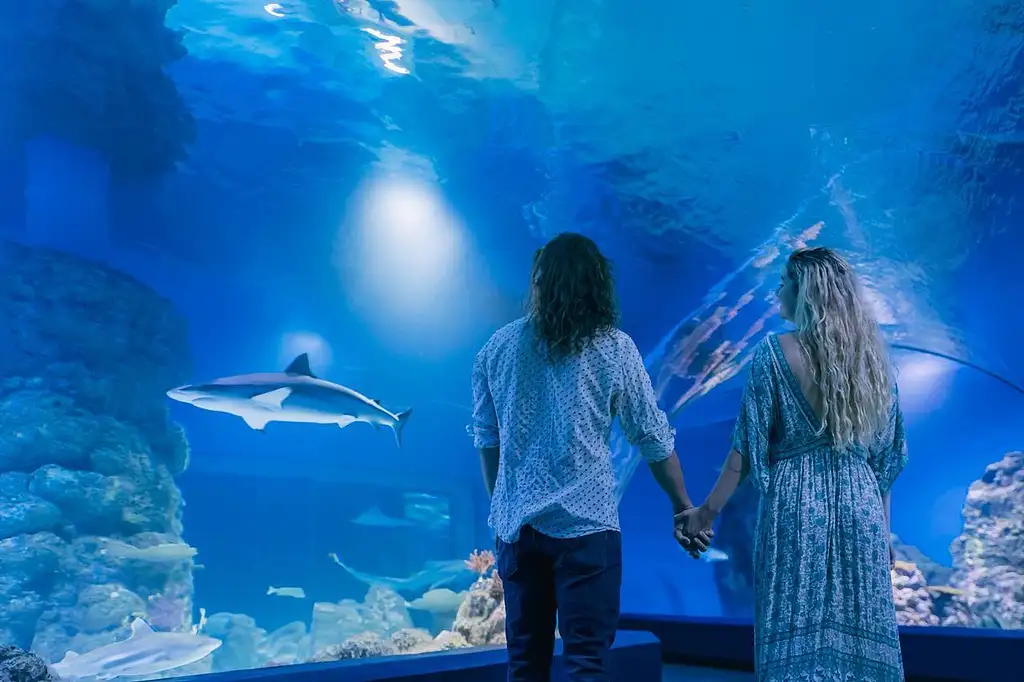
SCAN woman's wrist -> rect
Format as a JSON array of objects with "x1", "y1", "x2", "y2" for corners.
[{"x1": 697, "y1": 503, "x2": 719, "y2": 526}]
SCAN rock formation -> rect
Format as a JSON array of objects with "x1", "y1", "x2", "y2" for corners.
[
  {"x1": 3, "y1": 0, "x2": 194, "y2": 177},
  {"x1": 0, "y1": 243, "x2": 194, "y2": 660},
  {"x1": 948, "y1": 451, "x2": 1024, "y2": 629},
  {"x1": 451, "y1": 570, "x2": 506, "y2": 647},
  {"x1": 0, "y1": 645, "x2": 57, "y2": 682}
]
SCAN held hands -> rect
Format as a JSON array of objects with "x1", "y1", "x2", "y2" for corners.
[{"x1": 673, "y1": 504, "x2": 717, "y2": 560}]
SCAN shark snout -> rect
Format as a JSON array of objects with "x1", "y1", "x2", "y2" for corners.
[{"x1": 166, "y1": 385, "x2": 199, "y2": 403}]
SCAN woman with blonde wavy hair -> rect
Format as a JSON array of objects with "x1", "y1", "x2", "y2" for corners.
[{"x1": 677, "y1": 246, "x2": 908, "y2": 681}]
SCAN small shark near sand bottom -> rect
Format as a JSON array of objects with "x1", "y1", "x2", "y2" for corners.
[
  {"x1": 328, "y1": 552, "x2": 470, "y2": 595},
  {"x1": 100, "y1": 540, "x2": 198, "y2": 564},
  {"x1": 166, "y1": 353, "x2": 413, "y2": 446},
  {"x1": 50, "y1": 618, "x2": 221, "y2": 681}
]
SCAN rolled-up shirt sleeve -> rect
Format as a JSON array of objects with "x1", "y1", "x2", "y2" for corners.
[
  {"x1": 471, "y1": 349, "x2": 500, "y2": 449},
  {"x1": 614, "y1": 335, "x2": 675, "y2": 462}
]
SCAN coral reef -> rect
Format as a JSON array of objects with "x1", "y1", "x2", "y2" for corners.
[
  {"x1": 948, "y1": 452, "x2": 1024, "y2": 629},
  {"x1": 891, "y1": 533, "x2": 952, "y2": 588},
  {"x1": 0, "y1": 645, "x2": 56, "y2": 682},
  {"x1": 0, "y1": 243, "x2": 194, "y2": 660},
  {"x1": 713, "y1": 451, "x2": 1024, "y2": 630},
  {"x1": 189, "y1": 550, "x2": 504, "y2": 670},
  {"x1": 452, "y1": 569, "x2": 506, "y2": 647},
  {"x1": 309, "y1": 585, "x2": 412, "y2": 654}
]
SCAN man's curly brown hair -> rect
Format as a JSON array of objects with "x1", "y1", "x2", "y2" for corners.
[{"x1": 527, "y1": 232, "x2": 619, "y2": 360}]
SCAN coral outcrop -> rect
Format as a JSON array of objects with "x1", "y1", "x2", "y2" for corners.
[
  {"x1": 0, "y1": 243, "x2": 194, "y2": 660},
  {"x1": 0, "y1": 645, "x2": 56, "y2": 682},
  {"x1": 948, "y1": 452, "x2": 1024, "y2": 629},
  {"x1": 201, "y1": 550, "x2": 503, "y2": 669},
  {"x1": 452, "y1": 570, "x2": 506, "y2": 647}
]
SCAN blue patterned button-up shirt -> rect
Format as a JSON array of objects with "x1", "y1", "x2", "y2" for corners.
[{"x1": 471, "y1": 317, "x2": 676, "y2": 543}]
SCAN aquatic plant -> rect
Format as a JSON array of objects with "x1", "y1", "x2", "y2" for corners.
[{"x1": 465, "y1": 549, "x2": 496, "y2": 576}]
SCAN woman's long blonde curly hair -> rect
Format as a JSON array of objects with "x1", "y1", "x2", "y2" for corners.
[{"x1": 786, "y1": 247, "x2": 893, "y2": 449}]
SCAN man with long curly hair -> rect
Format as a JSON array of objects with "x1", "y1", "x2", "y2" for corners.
[{"x1": 470, "y1": 232, "x2": 708, "y2": 682}]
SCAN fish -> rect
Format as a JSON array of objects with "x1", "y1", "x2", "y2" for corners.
[
  {"x1": 402, "y1": 493, "x2": 451, "y2": 529},
  {"x1": 328, "y1": 552, "x2": 470, "y2": 595},
  {"x1": 699, "y1": 547, "x2": 730, "y2": 563},
  {"x1": 266, "y1": 586, "x2": 306, "y2": 599},
  {"x1": 166, "y1": 353, "x2": 413, "y2": 446},
  {"x1": 406, "y1": 588, "x2": 466, "y2": 614},
  {"x1": 50, "y1": 617, "x2": 222, "y2": 681},
  {"x1": 351, "y1": 505, "x2": 416, "y2": 528},
  {"x1": 100, "y1": 540, "x2": 198, "y2": 563}
]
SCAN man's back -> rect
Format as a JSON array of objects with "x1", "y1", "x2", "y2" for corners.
[{"x1": 471, "y1": 316, "x2": 675, "y2": 543}]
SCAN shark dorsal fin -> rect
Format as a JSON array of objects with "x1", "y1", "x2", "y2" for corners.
[
  {"x1": 129, "y1": 618, "x2": 155, "y2": 638},
  {"x1": 284, "y1": 353, "x2": 316, "y2": 378}
]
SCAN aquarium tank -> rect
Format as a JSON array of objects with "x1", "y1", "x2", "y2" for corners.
[{"x1": 0, "y1": 0, "x2": 1021, "y2": 679}]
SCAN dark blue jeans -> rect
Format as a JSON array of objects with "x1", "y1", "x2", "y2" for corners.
[{"x1": 496, "y1": 526, "x2": 622, "y2": 682}]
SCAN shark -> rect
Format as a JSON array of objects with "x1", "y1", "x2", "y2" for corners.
[
  {"x1": 351, "y1": 505, "x2": 417, "y2": 528},
  {"x1": 50, "y1": 618, "x2": 222, "y2": 680},
  {"x1": 166, "y1": 353, "x2": 413, "y2": 446},
  {"x1": 99, "y1": 540, "x2": 198, "y2": 563},
  {"x1": 328, "y1": 552, "x2": 471, "y2": 596}
]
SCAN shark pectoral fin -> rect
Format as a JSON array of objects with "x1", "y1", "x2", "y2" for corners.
[
  {"x1": 251, "y1": 387, "x2": 292, "y2": 408},
  {"x1": 336, "y1": 416, "x2": 357, "y2": 429},
  {"x1": 242, "y1": 415, "x2": 271, "y2": 431},
  {"x1": 129, "y1": 617, "x2": 156, "y2": 638}
]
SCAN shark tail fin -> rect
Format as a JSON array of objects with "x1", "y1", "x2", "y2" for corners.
[{"x1": 391, "y1": 409, "x2": 413, "y2": 448}]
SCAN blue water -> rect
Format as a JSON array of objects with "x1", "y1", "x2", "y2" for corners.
[{"x1": 0, "y1": 0, "x2": 1022, "y2": 677}]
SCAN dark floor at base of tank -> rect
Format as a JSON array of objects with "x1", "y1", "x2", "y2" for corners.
[{"x1": 663, "y1": 665, "x2": 753, "y2": 681}]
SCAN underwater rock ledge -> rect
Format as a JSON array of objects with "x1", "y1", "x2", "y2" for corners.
[
  {"x1": 0, "y1": 242, "x2": 195, "y2": 659},
  {"x1": 948, "y1": 451, "x2": 1024, "y2": 629}
]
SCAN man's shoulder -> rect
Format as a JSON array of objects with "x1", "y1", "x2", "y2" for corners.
[
  {"x1": 479, "y1": 317, "x2": 529, "y2": 356},
  {"x1": 600, "y1": 327, "x2": 637, "y2": 353}
]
